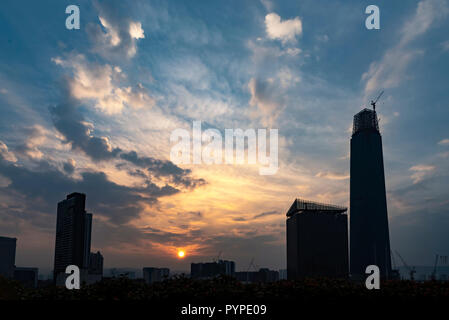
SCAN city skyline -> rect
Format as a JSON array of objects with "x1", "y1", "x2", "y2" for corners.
[{"x1": 1, "y1": 0, "x2": 449, "y2": 273}]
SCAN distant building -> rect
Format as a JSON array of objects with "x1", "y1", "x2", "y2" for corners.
[
  {"x1": 235, "y1": 268, "x2": 279, "y2": 283},
  {"x1": 53, "y1": 193, "x2": 92, "y2": 283},
  {"x1": 0, "y1": 236, "x2": 16, "y2": 278},
  {"x1": 14, "y1": 267, "x2": 38, "y2": 288},
  {"x1": 286, "y1": 198, "x2": 348, "y2": 280},
  {"x1": 89, "y1": 251, "x2": 104, "y2": 276},
  {"x1": 350, "y1": 108, "x2": 392, "y2": 279},
  {"x1": 107, "y1": 268, "x2": 137, "y2": 279},
  {"x1": 143, "y1": 267, "x2": 170, "y2": 284},
  {"x1": 279, "y1": 269, "x2": 287, "y2": 280},
  {"x1": 191, "y1": 260, "x2": 235, "y2": 279}
]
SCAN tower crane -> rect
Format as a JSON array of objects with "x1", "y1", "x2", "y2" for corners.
[
  {"x1": 246, "y1": 258, "x2": 259, "y2": 282},
  {"x1": 370, "y1": 90, "x2": 384, "y2": 111},
  {"x1": 395, "y1": 250, "x2": 416, "y2": 281},
  {"x1": 214, "y1": 251, "x2": 223, "y2": 262},
  {"x1": 430, "y1": 254, "x2": 439, "y2": 281}
]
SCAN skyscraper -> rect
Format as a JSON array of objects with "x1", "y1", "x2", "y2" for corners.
[
  {"x1": 0, "y1": 236, "x2": 16, "y2": 278},
  {"x1": 286, "y1": 199, "x2": 348, "y2": 279},
  {"x1": 53, "y1": 193, "x2": 92, "y2": 281},
  {"x1": 350, "y1": 108, "x2": 392, "y2": 279}
]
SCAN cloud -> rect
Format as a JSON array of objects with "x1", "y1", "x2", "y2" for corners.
[
  {"x1": 120, "y1": 151, "x2": 206, "y2": 188},
  {"x1": 86, "y1": 2, "x2": 145, "y2": 59},
  {"x1": 438, "y1": 138, "x2": 449, "y2": 145},
  {"x1": 260, "y1": 0, "x2": 274, "y2": 11},
  {"x1": 248, "y1": 77, "x2": 283, "y2": 126},
  {"x1": 49, "y1": 98, "x2": 205, "y2": 188},
  {"x1": 441, "y1": 40, "x2": 449, "y2": 51},
  {"x1": 315, "y1": 171, "x2": 350, "y2": 180},
  {"x1": 13, "y1": 125, "x2": 55, "y2": 160},
  {"x1": 410, "y1": 164, "x2": 436, "y2": 171},
  {"x1": 362, "y1": 0, "x2": 449, "y2": 95},
  {"x1": 265, "y1": 13, "x2": 302, "y2": 44},
  {"x1": 409, "y1": 164, "x2": 435, "y2": 184},
  {"x1": 0, "y1": 155, "x2": 179, "y2": 225},
  {"x1": 0, "y1": 141, "x2": 17, "y2": 163},
  {"x1": 129, "y1": 21, "x2": 145, "y2": 40},
  {"x1": 63, "y1": 158, "x2": 76, "y2": 174},
  {"x1": 277, "y1": 67, "x2": 300, "y2": 89},
  {"x1": 253, "y1": 210, "x2": 279, "y2": 219},
  {"x1": 50, "y1": 98, "x2": 122, "y2": 161},
  {"x1": 53, "y1": 55, "x2": 154, "y2": 114}
]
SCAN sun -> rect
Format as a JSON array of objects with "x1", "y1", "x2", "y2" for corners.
[{"x1": 177, "y1": 250, "x2": 185, "y2": 258}]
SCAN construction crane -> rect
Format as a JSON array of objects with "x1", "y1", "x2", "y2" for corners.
[
  {"x1": 395, "y1": 250, "x2": 416, "y2": 281},
  {"x1": 390, "y1": 251, "x2": 401, "y2": 280},
  {"x1": 430, "y1": 254, "x2": 439, "y2": 281},
  {"x1": 391, "y1": 251, "x2": 397, "y2": 270},
  {"x1": 370, "y1": 90, "x2": 384, "y2": 111},
  {"x1": 245, "y1": 258, "x2": 259, "y2": 282},
  {"x1": 213, "y1": 251, "x2": 223, "y2": 262}
]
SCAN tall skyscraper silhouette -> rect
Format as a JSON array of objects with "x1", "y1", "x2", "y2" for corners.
[
  {"x1": 350, "y1": 108, "x2": 392, "y2": 279},
  {"x1": 53, "y1": 193, "x2": 92, "y2": 281}
]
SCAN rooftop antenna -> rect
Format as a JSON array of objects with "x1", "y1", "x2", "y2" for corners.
[{"x1": 370, "y1": 90, "x2": 384, "y2": 111}]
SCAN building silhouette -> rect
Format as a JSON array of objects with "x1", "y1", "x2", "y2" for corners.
[
  {"x1": 286, "y1": 199, "x2": 348, "y2": 279},
  {"x1": 191, "y1": 260, "x2": 235, "y2": 279},
  {"x1": 235, "y1": 268, "x2": 279, "y2": 283},
  {"x1": 143, "y1": 267, "x2": 170, "y2": 284},
  {"x1": 89, "y1": 251, "x2": 104, "y2": 276},
  {"x1": 53, "y1": 192, "x2": 92, "y2": 282},
  {"x1": 0, "y1": 236, "x2": 16, "y2": 278},
  {"x1": 350, "y1": 108, "x2": 392, "y2": 279},
  {"x1": 14, "y1": 267, "x2": 38, "y2": 288}
]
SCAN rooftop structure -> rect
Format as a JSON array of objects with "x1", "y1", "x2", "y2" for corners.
[{"x1": 286, "y1": 198, "x2": 347, "y2": 217}]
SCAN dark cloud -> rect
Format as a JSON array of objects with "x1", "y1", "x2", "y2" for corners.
[
  {"x1": 182, "y1": 211, "x2": 203, "y2": 219},
  {"x1": 253, "y1": 210, "x2": 279, "y2": 219},
  {"x1": 50, "y1": 99, "x2": 122, "y2": 161},
  {"x1": 0, "y1": 155, "x2": 178, "y2": 225},
  {"x1": 120, "y1": 151, "x2": 206, "y2": 188},
  {"x1": 63, "y1": 159, "x2": 75, "y2": 174},
  {"x1": 390, "y1": 174, "x2": 449, "y2": 210},
  {"x1": 49, "y1": 99, "x2": 206, "y2": 188}
]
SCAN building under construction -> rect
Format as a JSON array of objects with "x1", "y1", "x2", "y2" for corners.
[
  {"x1": 350, "y1": 107, "x2": 392, "y2": 279},
  {"x1": 286, "y1": 199, "x2": 348, "y2": 279}
]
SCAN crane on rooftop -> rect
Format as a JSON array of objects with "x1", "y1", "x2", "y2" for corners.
[{"x1": 370, "y1": 90, "x2": 384, "y2": 111}]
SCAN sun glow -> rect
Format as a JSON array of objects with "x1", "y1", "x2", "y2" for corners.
[{"x1": 177, "y1": 250, "x2": 185, "y2": 258}]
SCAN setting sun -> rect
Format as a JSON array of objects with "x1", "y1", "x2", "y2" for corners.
[{"x1": 177, "y1": 250, "x2": 185, "y2": 258}]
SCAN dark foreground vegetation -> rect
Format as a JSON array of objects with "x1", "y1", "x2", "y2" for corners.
[{"x1": 1, "y1": 275, "x2": 448, "y2": 302}]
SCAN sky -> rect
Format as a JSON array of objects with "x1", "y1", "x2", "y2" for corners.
[{"x1": 0, "y1": 0, "x2": 448, "y2": 275}]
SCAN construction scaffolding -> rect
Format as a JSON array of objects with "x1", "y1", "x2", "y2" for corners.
[
  {"x1": 286, "y1": 198, "x2": 347, "y2": 217},
  {"x1": 352, "y1": 108, "x2": 379, "y2": 135}
]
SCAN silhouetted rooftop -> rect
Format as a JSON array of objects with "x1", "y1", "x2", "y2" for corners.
[
  {"x1": 352, "y1": 108, "x2": 379, "y2": 135},
  {"x1": 286, "y1": 198, "x2": 347, "y2": 217}
]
